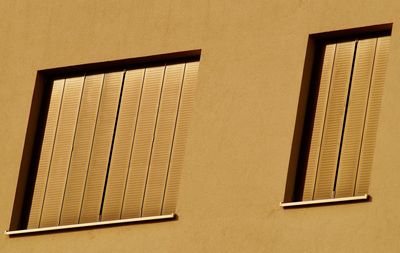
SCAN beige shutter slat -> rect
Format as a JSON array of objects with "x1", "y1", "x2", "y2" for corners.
[
  {"x1": 121, "y1": 66, "x2": 165, "y2": 219},
  {"x1": 27, "y1": 79, "x2": 65, "y2": 228},
  {"x1": 355, "y1": 36, "x2": 391, "y2": 195},
  {"x1": 162, "y1": 61, "x2": 199, "y2": 214},
  {"x1": 301, "y1": 44, "x2": 336, "y2": 201},
  {"x1": 79, "y1": 72, "x2": 123, "y2": 223},
  {"x1": 39, "y1": 77, "x2": 84, "y2": 227},
  {"x1": 335, "y1": 38, "x2": 377, "y2": 198},
  {"x1": 101, "y1": 69, "x2": 145, "y2": 221},
  {"x1": 313, "y1": 41, "x2": 355, "y2": 200},
  {"x1": 59, "y1": 74, "x2": 104, "y2": 225},
  {"x1": 142, "y1": 63, "x2": 185, "y2": 217}
]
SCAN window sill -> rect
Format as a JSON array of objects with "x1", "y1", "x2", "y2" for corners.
[
  {"x1": 280, "y1": 194, "x2": 368, "y2": 208},
  {"x1": 4, "y1": 213, "x2": 175, "y2": 236}
]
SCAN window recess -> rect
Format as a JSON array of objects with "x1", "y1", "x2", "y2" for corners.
[
  {"x1": 8, "y1": 51, "x2": 200, "y2": 233},
  {"x1": 283, "y1": 26, "x2": 391, "y2": 206}
]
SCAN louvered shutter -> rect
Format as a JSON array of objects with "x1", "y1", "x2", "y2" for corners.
[
  {"x1": 120, "y1": 66, "x2": 165, "y2": 219},
  {"x1": 27, "y1": 60, "x2": 199, "y2": 228},
  {"x1": 355, "y1": 36, "x2": 390, "y2": 195},
  {"x1": 301, "y1": 44, "x2": 336, "y2": 201},
  {"x1": 101, "y1": 69, "x2": 145, "y2": 221},
  {"x1": 300, "y1": 35, "x2": 390, "y2": 201},
  {"x1": 27, "y1": 79, "x2": 65, "y2": 229},
  {"x1": 141, "y1": 63, "x2": 186, "y2": 217},
  {"x1": 335, "y1": 38, "x2": 377, "y2": 198},
  {"x1": 39, "y1": 77, "x2": 84, "y2": 227},
  {"x1": 313, "y1": 41, "x2": 355, "y2": 200},
  {"x1": 161, "y1": 61, "x2": 199, "y2": 214},
  {"x1": 59, "y1": 74, "x2": 104, "y2": 225},
  {"x1": 79, "y1": 72, "x2": 124, "y2": 223}
]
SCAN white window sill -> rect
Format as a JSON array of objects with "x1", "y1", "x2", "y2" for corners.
[
  {"x1": 280, "y1": 194, "x2": 368, "y2": 208},
  {"x1": 4, "y1": 213, "x2": 175, "y2": 236}
]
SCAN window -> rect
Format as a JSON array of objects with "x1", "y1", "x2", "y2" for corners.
[
  {"x1": 283, "y1": 28, "x2": 391, "y2": 206},
  {"x1": 9, "y1": 52, "x2": 200, "y2": 233}
]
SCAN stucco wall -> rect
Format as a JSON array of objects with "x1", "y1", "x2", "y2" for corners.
[{"x1": 1, "y1": 1, "x2": 400, "y2": 252}]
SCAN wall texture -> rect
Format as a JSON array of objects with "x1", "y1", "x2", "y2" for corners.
[{"x1": 1, "y1": 0, "x2": 400, "y2": 252}]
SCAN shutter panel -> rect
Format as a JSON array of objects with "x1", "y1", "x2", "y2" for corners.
[
  {"x1": 101, "y1": 69, "x2": 145, "y2": 221},
  {"x1": 142, "y1": 63, "x2": 185, "y2": 217},
  {"x1": 301, "y1": 44, "x2": 336, "y2": 201},
  {"x1": 79, "y1": 72, "x2": 123, "y2": 223},
  {"x1": 335, "y1": 38, "x2": 377, "y2": 198},
  {"x1": 355, "y1": 36, "x2": 391, "y2": 195},
  {"x1": 40, "y1": 77, "x2": 84, "y2": 227},
  {"x1": 59, "y1": 74, "x2": 104, "y2": 225},
  {"x1": 313, "y1": 41, "x2": 355, "y2": 200},
  {"x1": 121, "y1": 66, "x2": 165, "y2": 219},
  {"x1": 27, "y1": 79, "x2": 65, "y2": 228},
  {"x1": 162, "y1": 61, "x2": 199, "y2": 214}
]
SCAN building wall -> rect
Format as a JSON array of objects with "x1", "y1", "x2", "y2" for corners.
[{"x1": 1, "y1": 0, "x2": 399, "y2": 252}]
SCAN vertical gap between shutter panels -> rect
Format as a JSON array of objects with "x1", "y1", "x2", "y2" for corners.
[
  {"x1": 160, "y1": 63, "x2": 187, "y2": 214},
  {"x1": 37, "y1": 79, "x2": 66, "y2": 227},
  {"x1": 332, "y1": 40, "x2": 359, "y2": 197},
  {"x1": 78, "y1": 74, "x2": 106, "y2": 223},
  {"x1": 99, "y1": 70, "x2": 127, "y2": 220},
  {"x1": 353, "y1": 38, "x2": 378, "y2": 196},
  {"x1": 140, "y1": 64, "x2": 167, "y2": 217},
  {"x1": 57, "y1": 75, "x2": 87, "y2": 225},
  {"x1": 311, "y1": 45, "x2": 337, "y2": 200},
  {"x1": 119, "y1": 68, "x2": 147, "y2": 219}
]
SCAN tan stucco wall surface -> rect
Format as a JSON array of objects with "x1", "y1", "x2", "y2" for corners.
[{"x1": 1, "y1": 1, "x2": 400, "y2": 252}]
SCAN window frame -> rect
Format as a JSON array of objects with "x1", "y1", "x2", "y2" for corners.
[
  {"x1": 7, "y1": 50, "x2": 201, "y2": 234},
  {"x1": 282, "y1": 24, "x2": 392, "y2": 207}
]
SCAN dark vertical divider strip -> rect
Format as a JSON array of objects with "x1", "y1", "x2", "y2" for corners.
[{"x1": 99, "y1": 71, "x2": 127, "y2": 218}]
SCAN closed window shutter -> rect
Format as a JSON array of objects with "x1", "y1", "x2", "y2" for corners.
[
  {"x1": 101, "y1": 69, "x2": 145, "y2": 221},
  {"x1": 300, "y1": 35, "x2": 390, "y2": 201},
  {"x1": 161, "y1": 61, "x2": 199, "y2": 214},
  {"x1": 27, "y1": 79, "x2": 65, "y2": 229},
  {"x1": 79, "y1": 72, "x2": 124, "y2": 223},
  {"x1": 59, "y1": 74, "x2": 104, "y2": 225},
  {"x1": 313, "y1": 41, "x2": 355, "y2": 200},
  {"x1": 40, "y1": 77, "x2": 85, "y2": 227},
  {"x1": 335, "y1": 38, "x2": 377, "y2": 198},
  {"x1": 120, "y1": 66, "x2": 165, "y2": 219},
  {"x1": 141, "y1": 63, "x2": 186, "y2": 217},
  {"x1": 301, "y1": 44, "x2": 336, "y2": 201},
  {"x1": 27, "y1": 60, "x2": 198, "y2": 229},
  {"x1": 355, "y1": 36, "x2": 391, "y2": 195}
]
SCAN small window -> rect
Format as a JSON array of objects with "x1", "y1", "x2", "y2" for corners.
[
  {"x1": 9, "y1": 52, "x2": 200, "y2": 233},
  {"x1": 283, "y1": 26, "x2": 391, "y2": 206}
]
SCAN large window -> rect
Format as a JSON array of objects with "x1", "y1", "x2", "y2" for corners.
[
  {"x1": 9, "y1": 53, "x2": 199, "y2": 233},
  {"x1": 283, "y1": 29, "x2": 391, "y2": 205}
]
